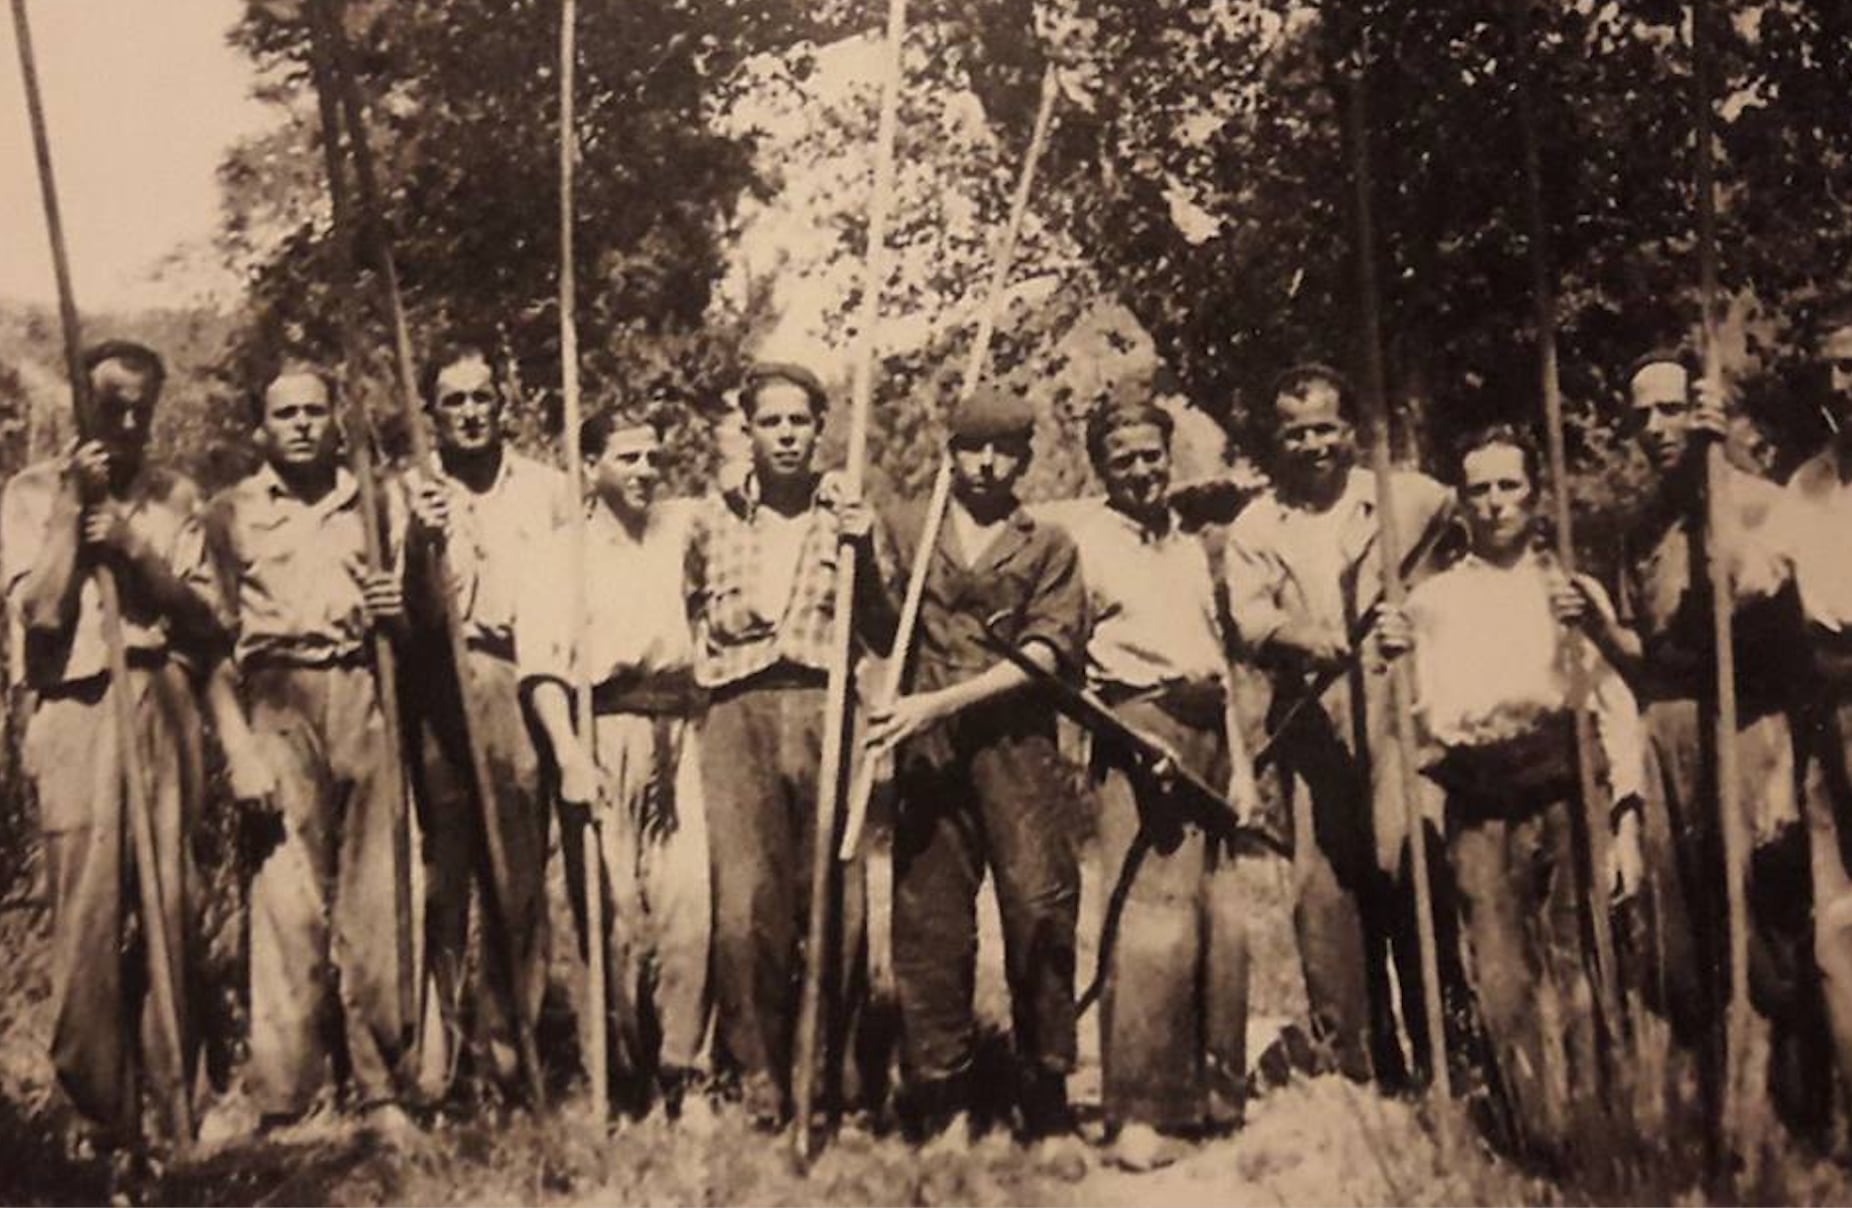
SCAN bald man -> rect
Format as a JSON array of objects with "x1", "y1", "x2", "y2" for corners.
[{"x1": 204, "y1": 364, "x2": 415, "y2": 1137}]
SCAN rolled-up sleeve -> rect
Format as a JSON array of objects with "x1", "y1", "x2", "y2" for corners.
[
  {"x1": 513, "y1": 527, "x2": 574, "y2": 692},
  {"x1": 1223, "y1": 521, "x2": 1288, "y2": 652},
  {"x1": 1583, "y1": 579, "x2": 1646, "y2": 804}
]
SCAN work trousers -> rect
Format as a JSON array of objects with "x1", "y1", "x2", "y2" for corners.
[
  {"x1": 1092, "y1": 694, "x2": 1249, "y2": 1132},
  {"x1": 700, "y1": 675, "x2": 865, "y2": 1118},
  {"x1": 892, "y1": 704, "x2": 1079, "y2": 1090},
  {"x1": 1799, "y1": 690, "x2": 1852, "y2": 1114},
  {"x1": 1447, "y1": 791, "x2": 1598, "y2": 1155},
  {"x1": 243, "y1": 661, "x2": 408, "y2": 1115},
  {"x1": 557, "y1": 708, "x2": 711, "y2": 1092},
  {"x1": 1636, "y1": 697, "x2": 1833, "y2": 1140},
  {"x1": 28, "y1": 663, "x2": 203, "y2": 1142},
  {"x1": 407, "y1": 647, "x2": 549, "y2": 1098},
  {"x1": 1267, "y1": 669, "x2": 1435, "y2": 1086}
]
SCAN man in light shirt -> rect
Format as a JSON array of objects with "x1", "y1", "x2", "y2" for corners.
[
  {"x1": 403, "y1": 335, "x2": 575, "y2": 1104},
  {"x1": 203, "y1": 362, "x2": 413, "y2": 1136},
  {"x1": 1223, "y1": 363, "x2": 1453, "y2": 1087},
  {"x1": 523, "y1": 406, "x2": 712, "y2": 1124},
  {"x1": 1377, "y1": 423, "x2": 1643, "y2": 1158},
  {"x1": 1065, "y1": 397, "x2": 1261, "y2": 1170}
]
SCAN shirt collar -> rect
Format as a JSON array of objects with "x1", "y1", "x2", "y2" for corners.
[
  {"x1": 724, "y1": 468, "x2": 820, "y2": 522},
  {"x1": 1104, "y1": 499, "x2": 1176, "y2": 543},
  {"x1": 254, "y1": 460, "x2": 359, "y2": 512}
]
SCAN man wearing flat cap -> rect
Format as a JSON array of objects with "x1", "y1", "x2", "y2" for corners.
[
  {"x1": 683, "y1": 362, "x2": 898, "y2": 1129},
  {"x1": 866, "y1": 382, "x2": 1088, "y2": 1146}
]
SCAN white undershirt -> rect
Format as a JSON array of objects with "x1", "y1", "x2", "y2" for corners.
[
  {"x1": 752, "y1": 507, "x2": 812, "y2": 624},
  {"x1": 949, "y1": 500, "x2": 1006, "y2": 569}
]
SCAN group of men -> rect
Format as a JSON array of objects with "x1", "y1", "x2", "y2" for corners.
[{"x1": 6, "y1": 300, "x2": 1852, "y2": 1178}]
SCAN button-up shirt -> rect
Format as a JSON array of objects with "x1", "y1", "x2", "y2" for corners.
[
  {"x1": 429, "y1": 449, "x2": 574, "y2": 653},
  {"x1": 519, "y1": 498, "x2": 697, "y2": 689},
  {"x1": 207, "y1": 463, "x2": 405, "y2": 667},
  {"x1": 1, "y1": 458, "x2": 223, "y2": 689},
  {"x1": 684, "y1": 471, "x2": 897, "y2": 690},
  {"x1": 1404, "y1": 549, "x2": 1644, "y2": 803},
  {"x1": 1064, "y1": 500, "x2": 1225, "y2": 692},
  {"x1": 1777, "y1": 447, "x2": 1852, "y2": 633},
  {"x1": 1224, "y1": 466, "x2": 1452, "y2": 656}
]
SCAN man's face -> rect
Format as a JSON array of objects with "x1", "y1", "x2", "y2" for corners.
[
  {"x1": 591, "y1": 425, "x2": 662, "y2": 519},
  {"x1": 1820, "y1": 324, "x2": 1852, "y2": 432},
  {"x1": 1627, "y1": 361, "x2": 1694, "y2": 473},
  {"x1": 746, "y1": 382, "x2": 819, "y2": 483},
  {"x1": 1099, "y1": 422, "x2": 1171, "y2": 516},
  {"x1": 1273, "y1": 382, "x2": 1352, "y2": 492},
  {"x1": 259, "y1": 372, "x2": 337, "y2": 472},
  {"x1": 949, "y1": 434, "x2": 1030, "y2": 509},
  {"x1": 1460, "y1": 442, "x2": 1535, "y2": 560},
  {"x1": 89, "y1": 358, "x2": 159, "y2": 469},
  {"x1": 429, "y1": 355, "x2": 504, "y2": 455}
]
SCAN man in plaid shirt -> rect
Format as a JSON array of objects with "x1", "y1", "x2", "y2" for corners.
[{"x1": 684, "y1": 362, "x2": 897, "y2": 1129}]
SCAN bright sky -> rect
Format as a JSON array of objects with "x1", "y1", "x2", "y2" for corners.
[{"x1": 0, "y1": 0, "x2": 270, "y2": 312}]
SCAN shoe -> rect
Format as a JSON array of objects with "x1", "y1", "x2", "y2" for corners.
[
  {"x1": 1018, "y1": 1069, "x2": 1075, "y2": 1142},
  {"x1": 1107, "y1": 1122, "x2": 1184, "y2": 1173}
]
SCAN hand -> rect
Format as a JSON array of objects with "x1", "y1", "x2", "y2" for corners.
[
  {"x1": 65, "y1": 440, "x2": 111, "y2": 501},
  {"x1": 1547, "y1": 570, "x2": 1600, "y2": 631},
  {"x1": 1228, "y1": 765, "x2": 1264, "y2": 829},
  {"x1": 817, "y1": 476, "x2": 874, "y2": 545},
  {"x1": 1372, "y1": 604, "x2": 1414, "y2": 660},
  {"x1": 1690, "y1": 375, "x2": 1729, "y2": 441},
  {"x1": 225, "y1": 738, "x2": 279, "y2": 807},
  {"x1": 1610, "y1": 797, "x2": 1645, "y2": 903},
  {"x1": 360, "y1": 570, "x2": 404, "y2": 624},
  {"x1": 865, "y1": 692, "x2": 949, "y2": 756},
  {"x1": 555, "y1": 738, "x2": 602, "y2": 815},
  {"x1": 406, "y1": 472, "x2": 451, "y2": 537},
  {"x1": 80, "y1": 501, "x2": 139, "y2": 559}
]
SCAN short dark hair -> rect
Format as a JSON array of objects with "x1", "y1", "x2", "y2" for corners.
[
  {"x1": 1268, "y1": 362, "x2": 1356, "y2": 425},
  {"x1": 250, "y1": 359, "x2": 337, "y2": 424},
  {"x1": 740, "y1": 362, "x2": 828, "y2": 419},
  {"x1": 81, "y1": 339, "x2": 166, "y2": 399},
  {"x1": 1085, "y1": 398, "x2": 1174, "y2": 472},
  {"x1": 420, "y1": 333, "x2": 508, "y2": 405},
  {"x1": 1453, "y1": 421, "x2": 1543, "y2": 489},
  {"x1": 1624, "y1": 348, "x2": 1695, "y2": 393},
  {"x1": 581, "y1": 406, "x2": 668, "y2": 460}
]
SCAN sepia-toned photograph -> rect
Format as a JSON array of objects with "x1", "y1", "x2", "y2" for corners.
[{"x1": 3, "y1": 0, "x2": 1852, "y2": 1204}]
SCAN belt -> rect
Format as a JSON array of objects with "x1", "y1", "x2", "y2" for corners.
[
  {"x1": 591, "y1": 672, "x2": 705, "y2": 717},
  {"x1": 35, "y1": 647, "x2": 169, "y2": 700},
  {"x1": 464, "y1": 631, "x2": 516, "y2": 662},
  {"x1": 710, "y1": 661, "x2": 828, "y2": 701},
  {"x1": 242, "y1": 648, "x2": 372, "y2": 675}
]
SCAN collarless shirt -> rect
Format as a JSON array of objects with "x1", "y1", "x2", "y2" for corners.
[
  {"x1": 208, "y1": 463, "x2": 406, "y2": 667},
  {"x1": 435, "y1": 449, "x2": 574, "y2": 649},
  {"x1": 2, "y1": 458, "x2": 223, "y2": 688},
  {"x1": 1778, "y1": 448, "x2": 1852, "y2": 633},
  {"x1": 519, "y1": 497, "x2": 697, "y2": 688},
  {"x1": 1224, "y1": 466, "x2": 1452, "y2": 655},
  {"x1": 1065, "y1": 500, "x2": 1225, "y2": 691}
]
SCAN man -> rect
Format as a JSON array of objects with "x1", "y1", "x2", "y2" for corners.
[
  {"x1": 866, "y1": 383, "x2": 1086, "y2": 1145},
  {"x1": 1, "y1": 341, "x2": 224, "y2": 1147},
  {"x1": 1223, "y1": 363, "x2": 1453, "y2": 1087},
  {"x1": 1375, "y1": 424, "x2": 1644, "y2": 1158},
  {"x1": 1063, "y1": 397, "x2": 1260, "y2": 1170},
  {"x1": 523, "y1": 406, "x2": 711, "y2": 1122},
  {"x1": 684, "y1": 362, "x2": 893, "y2": 1129},
  {"x1": 1597, "y1": 350, "x2": 1830, "y2": 1141},
  {"x1": 403, "y1": 336, "x2": 573, "y2": 1103},
  {"x1": 202, "y1": 363, "x2": 413, "y2": 1135}
]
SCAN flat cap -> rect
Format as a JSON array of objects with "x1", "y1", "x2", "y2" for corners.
[{"x1": 948, "y1": 382, "x2": 1034, "y2": 443}]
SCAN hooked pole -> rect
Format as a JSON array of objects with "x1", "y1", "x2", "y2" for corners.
[
  {"x1": 838, "y1": 62, "x2": 1061, "y2": 861},
  {"x1": 9, "y1": 0, "x2": 193, "y2": 1143},
  {"x1": 557, "y1": 0, "x2": 610, "y2": 1128},
  {"x1": 1506, "y1": 0, "x2": 1629, "y2": 1097},
  {"x1": 305, "y1": 0, "x2": 417, "y2": 1046},
  {"x1": 308, "y1": 0, "x2": 547, "y2": 1108},
  {"x1": 1341, "y1": 12, "x2": 1453, "y2": 1107},
  {"x1": 1689, "y1": 0, "x2": 1754, "y2": 1166},
  {"x1": 793, "y1": 0, "x2": 909, "y2": 1162}
]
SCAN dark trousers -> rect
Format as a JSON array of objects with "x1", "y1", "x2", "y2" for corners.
[
  {"x1": 406, "y1": 648, "x2": 549, "y2": 1099},
  {"x1": 892, "y1": 708, "x2": 1079, "y2": 1090},
  {"x1": 244, "y1": 663, "x2": 408, "y2": 1114},
  {"x1": 1093, "y1": 696, "x2": 1248, "y2": 1131},
  {"x1": 700, "y1": 677, "x2": 865, "y2": 1117},
  {"x1": 30, "y1": 664, "x2": 204, "y2": 1142}
]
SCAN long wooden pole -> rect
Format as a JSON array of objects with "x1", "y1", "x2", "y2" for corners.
[
  {"x1": 793, "y1": 0, "x2": 909, "y2": 1161},
  {"x1": 9, "y1": 0, "x2": 193, "y2": 1142},
  {"x1": 309, "y1": 0, "x2": 547, "y2": 1108},
  {"x1": 557, "y1": 0, "x2": 609, "y2": 1128},
  {"x1": 1506, "y1": 0, "x2": 1628, "y2": 1097},
  {"x1": 839, "y1": 63, "x2": 1060, "y2": 861},
  {"x1": 1342, "y1": 15, "x2": 1452, "y2": 1105},
  {"x1": 305, "y1": 3, "x2": 416, "y2": 1046},
  {"x1": 1689, "y1": 0, "x2": 1753, "y2": 1164}
]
